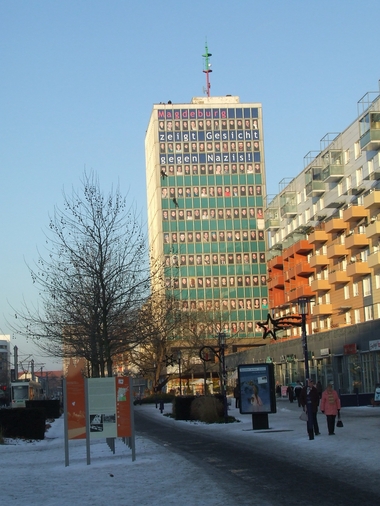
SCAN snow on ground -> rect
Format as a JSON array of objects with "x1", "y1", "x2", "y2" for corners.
[
  {"x1": 1, "y1": 398, "x2": 379, "y2": 505},
  {"x1": 1, "y1": 409, "x2": 235, "y2": 506}
]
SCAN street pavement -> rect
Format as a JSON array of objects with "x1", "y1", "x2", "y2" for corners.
[{"x1": 134, "y1": 395, "x2": 380, "y2": 503}]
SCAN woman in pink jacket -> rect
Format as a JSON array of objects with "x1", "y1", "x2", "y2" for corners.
[{"x1": 320, "y1": 383, "x2": 341, "y2": 435}]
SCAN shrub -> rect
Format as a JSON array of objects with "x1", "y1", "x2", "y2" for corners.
[
  {"x1": 0, "y1": 408, "x2": 46, "y2": 440},
  {"x1": 25, "y1": 399, "x2": 61, "y2": 419},
  {"x1": 190, "y1": 396, "x2": 224, "y2": 423},
  {"x1": 172, "y1": 396, "x2": 195, "y2": 420}
]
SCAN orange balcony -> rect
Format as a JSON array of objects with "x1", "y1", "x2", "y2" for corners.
[
  {"x1": 308, "y1": 230, "x2": 328, "y2": 244},
  {"x1": 325, "y1": 218, "x2": 346, "y2": 233},
  {"x1": 295, "y1": 261, "x2": 314, "y2": 277},
  {"x1": 368, "y1": 251, "x2": 380, "y2": 268},
  {"x1": 294, "y1": 240, "x2": 314, "y2": 255},
  {"x1": 364, "y1": 190, "x2": 380, "y2": 211},
  {"x1": 286, "y1": 284, "x2": 314, "y2": 303},
  {"x1": 343, "y1": 205, "x2": 369, "y2": 223},
  {"x1": 313, "y1": 304, "x2": 333, "y2": 316},
  {"x1": 268, "y1": 255, "x2": 283, "y2": 270},
  {"x1": 327, "y1": 243, "x2": 348, "y2": 258},
  {"x1": 366, "y1": 221, "x2": 380, "y2": 238},
  {"x1": 311, "y1": 279, "x2": 331, "y2": 292},
  {"x1": 329, "y1": 270, "x2": 350, "y2": 284},
  {"x1": 288, "y1": 265, "x2": 296, "y2": 279},
  {"x1": 345, "y1": 233, "x2": 370, "y2": 249},
  {"x1": 268, "y1": 273, "x2": 284, "y2": 288},
  {"x1": 282, "y1": 245, "x2": 294, "y2": 261},
  {"x1": 269, "y1": 289, "x2": 286, "y2": 309},
  {"x1": 346, "y1": 261, "x2": 371, "y2": 278},
  {"x1": 274, "y1": 273, "x2": 285, "y2": 287},
  {"x1": 310, "y1": 254, "x2": 329, "y2": 268}
]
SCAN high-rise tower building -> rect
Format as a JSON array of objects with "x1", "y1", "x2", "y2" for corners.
[{"x1": 145, "y1": 95, "x2": 268, "y2": 350}]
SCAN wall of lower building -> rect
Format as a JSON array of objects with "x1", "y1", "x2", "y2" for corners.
[{"x1": 225, "y1": 319, "x2": 380, "y2": 397}]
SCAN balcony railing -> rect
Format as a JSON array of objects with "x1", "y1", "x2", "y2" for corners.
[
  {"x1": 360, "y1": 128, "x2": 380, "y2": 151},
  {"x1": 366, "y1": 221, "x2": 380, "y2": 238},
  {"x1": 310, "y1": 279, "x2": 331, "y2": 292},
  {"x1": 308, "y1": 230, "x2": 328, "y2": 244},
  {"x1": 343, "y1": 205, "x2": 369, "y2": 222},
  {"x1": 368, "y1": 251, "x2": 380, "y2": 268},
  {"x1": 346, "y1": 260, "x2": 371, "y2": 278},
  {"x1": 306, "y1": 180, "x2": 325, "y2": 197},
  {"x1": 322, "y1": 164, "x2": 344, "y2": 182},
  {"x1": 313, "y1": 304, "x2": 333, "y2": 316},
  {"x1": 345, "y1": 233, "x2": 369, "y2": 249},
  {"x1": 364, "y1": 190, "x2": 380, "y2": 210},
  {"x1": 309, "y1": 254, "x2": 329, "y2": 268},
  {"x1": 325, "y1": 218, "x2": 346, "y2": 233},
  {"x1": 327, "y1": 243, "x2": 348, "y2": 258},
  {"x1": 328, "y1": 270, "x2": 350, "y2": 284},
  {"x1": 295, "y1": 261, "x2": 314, "y2": 277}
]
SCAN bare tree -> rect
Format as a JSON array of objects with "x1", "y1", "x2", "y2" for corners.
[
  {"x1": 127, "y1": 293, "x2": 182, "y2": 392},
  {"x1": 176, "y1": 309, "x2": 234, "y2": 394},
  {"x1": 10, "y1": 171, "x2": 150, "y2": 377},
  {"x1": 129, "y1": 301, "x2": 239, "y2": 395}
]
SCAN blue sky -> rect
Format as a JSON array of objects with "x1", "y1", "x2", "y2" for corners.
[{"x1": 1, "y1": 0, "x2": 379, "y2": 369}]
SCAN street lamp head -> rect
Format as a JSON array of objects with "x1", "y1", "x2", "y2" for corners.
[
  {"x1": 218, "y1": 332, "x2": 226, "y2": 346},
  {"x1": 298, "y1": 297, "x2": 308, "y2": 315}
]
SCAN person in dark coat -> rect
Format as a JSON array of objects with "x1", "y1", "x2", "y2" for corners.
[
  {"x1": 316, "y1": 381, "x2": 323, "y2": 399},
  {"x1": 233, "y1": 382, "x2": 241, "y2": 409},
  {"x1": 294, "y1": 381, "x2": 303, "y2": 407},
  {"x1": 300, "y1": 379, "x2": 320, "y2": 438},
  {"x1": 287, "y1": 385, "x2": 294, "y2": 403}
]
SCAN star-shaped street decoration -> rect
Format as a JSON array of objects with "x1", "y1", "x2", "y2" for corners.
[
  {"x1": 257, "y1": 314, "x2": 303, "y2": 340},
  {"x1": 164, "y1": 354, "x2": 175, "y2": 367}
]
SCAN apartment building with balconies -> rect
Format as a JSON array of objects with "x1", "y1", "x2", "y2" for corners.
[{"x1": 266, "y1": 82, "x2": 380, "y2": 337}]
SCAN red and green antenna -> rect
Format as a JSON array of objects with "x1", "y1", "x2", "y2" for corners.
[{"x1": 202, "y1": 41, "x2": 212, "y2": 97}]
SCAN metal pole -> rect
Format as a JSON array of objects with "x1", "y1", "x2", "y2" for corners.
[
  {"x1": 179, "y1": 358, "x2": 182, "y2": 396},
  {"x1": 14, "y1": 346, "x2": 18, "y2": 380},
  {"x1": 219, "y1": 333, "x2": 228, "y2": 423},
  {"x1": 177, "y1": 351, "x2": 182, "y2": 396},
  {"x1": 301, "y1": 311, "x2": 314, "y2": 440}
]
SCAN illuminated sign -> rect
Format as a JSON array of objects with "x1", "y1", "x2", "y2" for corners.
[{"x1": 238, "y1": 363, "x2": 276, "y2": 415}]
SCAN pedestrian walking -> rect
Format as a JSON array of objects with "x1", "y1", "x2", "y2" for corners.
[
  {"x1": 233, "y1": 381, "x2": 241, "y2": 409},
  {"x1": 300, "y1": 379, "x2": 320, "y2": 438},
  {"x1": 294, "y1": 381, "x2": 303, "y2": 407},
  {"x1": 287, "y1": 385, "x2": 294, "y2": 403},
  {"x1": 320, "y1": 383, "x2": 341, "y2": 435},
  {"x1": 316, "y1": 381, "x2": 323, "y2": 399}
]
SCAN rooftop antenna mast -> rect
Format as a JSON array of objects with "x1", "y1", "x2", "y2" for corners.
[{"x1": 202, "y1": 41, "x2": 212, "y2": 97}]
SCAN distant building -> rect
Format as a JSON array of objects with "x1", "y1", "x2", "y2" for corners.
[
  {"x1": 145, "y1": 96, "x2": 269, "y2": 351},
  {"x1": 0, "y1": 335, "x2": 11, "y2": 385}
]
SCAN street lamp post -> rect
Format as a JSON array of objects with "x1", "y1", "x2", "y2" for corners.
[
  {"x1": 199, "y1": 332, "x2": 228, "y2": 423},
  {"x1": 177, "y1": 350, "x2": 182, "y2": 396},
  {"x1": 298, "y1": 297, "x2": 314, "y2": 440},
  {"x1": 218, "y1": 332, "x2": 228, "y2": 424}
]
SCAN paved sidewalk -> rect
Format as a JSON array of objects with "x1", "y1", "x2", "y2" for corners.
[{"x1": 137, "y1": 395, "x2": 380, "y2": 488}]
